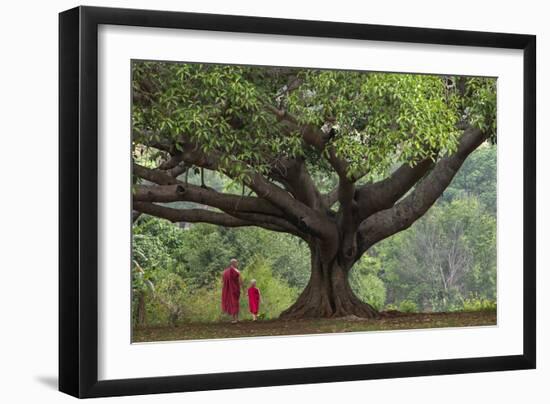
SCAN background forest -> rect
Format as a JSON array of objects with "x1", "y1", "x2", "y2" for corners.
[{"x1": 132, "y1": 144, "x2": 496, "y2": 327}]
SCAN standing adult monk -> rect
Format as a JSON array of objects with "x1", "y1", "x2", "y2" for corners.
[{"x1": 221, "y1": 258, "x2": 243, "y2": 323}]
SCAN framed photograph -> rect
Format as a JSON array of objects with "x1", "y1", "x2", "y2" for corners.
[{"x1": 59, "y1": 6, "x2": 536, "y2": 398}]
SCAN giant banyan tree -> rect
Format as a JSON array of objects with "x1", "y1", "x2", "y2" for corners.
[{"x1": 131, "y1": 62, "x2": 496, "y2": 319}]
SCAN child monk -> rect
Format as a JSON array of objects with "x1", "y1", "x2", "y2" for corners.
[{"x1": 247, "y1": 279, "x2": 261, "y2": 321}]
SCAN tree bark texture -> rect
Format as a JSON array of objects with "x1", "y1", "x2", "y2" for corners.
[{"x1": 280, "y1": 241, "x2": 377, "y2": 319}]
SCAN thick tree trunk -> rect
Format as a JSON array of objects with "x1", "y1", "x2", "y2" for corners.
[
  {"x1": 280, "y1": 242, "x2": 377, "y2": 319},
  {"x1": 135, "y1": 291, "x2": 146, "y2": 326}
]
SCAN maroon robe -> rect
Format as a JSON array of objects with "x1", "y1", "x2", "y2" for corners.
[
  {"x1": 221, "y1": 267, "x2": 240, "y2": 315},
  {"x1": 248, "y1": 287, "x2": 260, "y2": 315}
]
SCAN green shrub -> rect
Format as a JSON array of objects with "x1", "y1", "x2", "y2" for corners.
[
  {"x1": 462, "y1": 297, "x2": 497, "y2": 312},
  {"x1": 350, "y1": 273, "x2": 387, "y2": 311},
  {"x1": 399, "y1": 300, "x2": 418, "y2": 313},
  {"x1": 185, "y1": 283, "x2": 223, "y2": 322}
]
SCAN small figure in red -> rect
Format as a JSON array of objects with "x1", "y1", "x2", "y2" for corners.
[{"x1": 247, "y1": 279, "x2": 262, "y2": 321}]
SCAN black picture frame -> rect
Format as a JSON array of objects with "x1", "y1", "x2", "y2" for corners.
[{"x1": 59, "y1": 5, "x2": 536, "y2": 398}]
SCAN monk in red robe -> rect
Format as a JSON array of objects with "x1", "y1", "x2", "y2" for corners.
[
  {"x1": 247, "y1": 279, "x2": 261, "y2": 321},
  {"x1": 221, "y1": 258, "x2": 242, "y2": 323}
]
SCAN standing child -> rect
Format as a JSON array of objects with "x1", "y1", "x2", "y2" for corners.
[{"x1": 247, "y1": 280, "x2": 261, "y2": 321}]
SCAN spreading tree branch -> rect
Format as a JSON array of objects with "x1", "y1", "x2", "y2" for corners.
[
  {"x1": 133, "y1": 163, "x2": 308, "y2": 237},
  {"x1": 354, "y1": 158, "x2": 435, "y2": 220},
  {"x1": 140, "y1": 135, "x2": 335, "y2": 239},
  {"x1": 268, "y1": 157, "x2": 326, "y2": 211},
  {"x1": 133, "y1": 202, "x2": 296, "y2": 234},
  {"x1": 134, "y1": 182, "x2": 282, "y2": 217},
  {"x1": 357, "y1": 126, "x2": 488, "y2": 253},
  {"x1": 266, "y1": 104, "x2": 360, "y2": 245}
]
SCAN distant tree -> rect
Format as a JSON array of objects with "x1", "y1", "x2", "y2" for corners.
[
  {"x1": 441, "y1": 145, "x2": 497, "y2": 213},
  {"x1": 131, "y1": 62, "x2": 496, "y2": 318},
  {"x1": 380, "y1": 197, "x2": 496, "y2": 311},
  {"x1": 132, "y1": 216, "x2": 188, "y2": 325}
]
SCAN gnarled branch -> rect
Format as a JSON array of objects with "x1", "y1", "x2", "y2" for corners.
[
  {"x1": 133, "y1": 202, "x2": 295, "y2": 234},
  {"x1": 357, "y1": 126, "x2": 488, "y2": 253},
  {"x1": 133, "y1": 202, "x2": 249, "y2": 227},
  {"x1": 134, "y1": 183, "x2": 282, "y2": 216},
  {"x1": 145, "y1": 136, "x2": 335, "y2": 239},
  {"x1": 354, "y1": 158, "x2": 435, "y2": 220}
]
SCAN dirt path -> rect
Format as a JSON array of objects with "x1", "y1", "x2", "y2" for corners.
[{"x1": 132, "y1": 310, "x2": 496, "y2": 342}]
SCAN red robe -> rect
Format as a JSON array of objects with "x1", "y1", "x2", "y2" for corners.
[
  {"x1": 248, "y1": 287, "x2": 260, "y2": 315},
  {"x1": 221, "y1": 267, "x2": 240, "y2": 315}
]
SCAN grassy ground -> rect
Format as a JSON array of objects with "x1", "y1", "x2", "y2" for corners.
[{"x1": 132, "y1": 310, "x2": 496, "y2": 342}]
